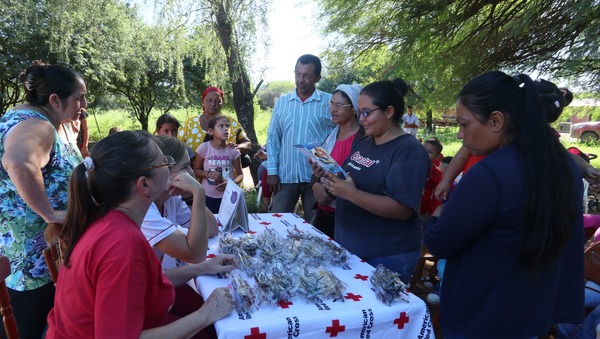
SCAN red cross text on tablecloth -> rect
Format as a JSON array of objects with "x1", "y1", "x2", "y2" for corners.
[
  {"x1": 206, "y1": 253, "x2": 216, "y2": 259},
  {"x1": 278, "y1": 300, "x2": 293, "y2": 309},
  {"x1": 394, "y1": 312, "x2": 410, "y2": 329},
  {"x1": 326, "y1": 319, "x2": 346, "y2": 337},
  {"x1": 344, "y1": 293, "x2": 362, "y2": 301},
  {"x1": 259, "y1": 221, "x2": 271, "y2": 226},
  {"x1": 354, "y1": 274, "x2": 368, "y2": 281},
  {"x1": 272, "y1": 213, "x2": 283, "y2": 217},
  {"x1": 244, "y1": 327, "x2": 266, "y2": 339}
]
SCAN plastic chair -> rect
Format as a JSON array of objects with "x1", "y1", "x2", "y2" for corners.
[
  {"x1": 42, "y1": 223, "x2": 63, "y2": 286},
  {"x1": 0, "y1": 256, "x2": 19, "y2": 339}
]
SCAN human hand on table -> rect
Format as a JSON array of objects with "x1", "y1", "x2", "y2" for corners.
[
  {"x1": 322, "y1": 172, "x2": 355, "y2": 200},
  {"x1": 199, "y1": 287, "x2": 233, "y2": 323},
  {"x1": 198, "y1": 254, "x2": 238, "y2": 275}
]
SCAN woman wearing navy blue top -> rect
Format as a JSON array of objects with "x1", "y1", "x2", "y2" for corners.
[
  {"x1": 321, "y1": 80, "x2": 430, "y2": 283},
  {"x1": 425, "y1": 72, "x2": 584, "y2": 338}
]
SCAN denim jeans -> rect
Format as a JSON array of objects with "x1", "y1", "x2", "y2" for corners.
[{"x1": 364, "y1": 249, "x2": 421, "y2": 284}]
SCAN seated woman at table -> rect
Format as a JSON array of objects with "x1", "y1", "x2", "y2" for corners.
[
  {"x1": 143, "y1": 135, "x2": 218, "y2": 266},
  {"x1": 46, "y1": 130, "x2": 234, "y2": 338},
  {"x1": 142, "y1": 135, "x2": 221, "y2": 329},
  {"x1": 424, "y1": 72, "x2": 583, "y2": 338},
  {"x1": 321, "y1": 80, "x2": 430, "y2": 283}
]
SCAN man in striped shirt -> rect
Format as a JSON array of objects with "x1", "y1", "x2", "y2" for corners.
[{"x1": 266, "y1": 54, "x2": 335, "y2": 222}]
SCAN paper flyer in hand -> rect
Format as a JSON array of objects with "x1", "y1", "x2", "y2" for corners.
[
  {"x1": 217, "y1": 179, "x2": 249, "y2": 233},
  {"x1": 294, "y1": 142, "x2": 346, "y2": 179}
]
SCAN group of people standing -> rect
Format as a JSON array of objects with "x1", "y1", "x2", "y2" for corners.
[{"x1": 0, "y1": 53, "x2": 596, "y2": 338}]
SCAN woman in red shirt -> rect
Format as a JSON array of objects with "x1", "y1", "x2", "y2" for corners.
[{"x1": 47, "y1": 131, "x2": 233, "y2": 339}]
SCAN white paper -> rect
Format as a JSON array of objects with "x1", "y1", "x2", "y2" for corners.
[{"x1": 217, "y1": 179, "x2": 249, "y2": 233}]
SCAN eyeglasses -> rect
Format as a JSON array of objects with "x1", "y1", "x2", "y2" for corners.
[
  {"x1": 357, "y1": 107, "x2": 382, "y2": 117},
  {"x1": 329, "y1": 102, "x2": 353, "y2": 111},
  {"x1": 143, "y1": 156, "x2": 175, "y2": 171}
]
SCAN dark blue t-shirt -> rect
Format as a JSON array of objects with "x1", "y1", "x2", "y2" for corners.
[
  {"x1": 335, "y1": 134, "x2": 430, "y2": 257},
  {"x1": 425, "y1": 144, "x2": 584, "y2": 337}
]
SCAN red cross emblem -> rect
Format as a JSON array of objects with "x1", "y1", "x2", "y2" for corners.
[
  {"x1": 354, "y1": 274, "x2": 368, "y2": 281},
  {"x1": 206, "y1": 253, "x2": 216, "y2": 259},
  {"x1": 278, "y1": 300, "x2": 293, "y2": 309},
  {"x1": 244, "y1": 327, "x2": 266, "y2": 339},
  {"x1": 272, "y1": 213, "x2": 283, "y2": 217},
  {"x1": 393, "y1": 312, "x2": 410, "y2": 329},
  {"x1": 325, "y1": 319, "x2": 346, "y2": 337},
  {"x1": 248, "y1": 231, "x2": 257, "y2": 234},
  {"x1": 344, "y1": 293, "x2": 362, "y2": 301}
]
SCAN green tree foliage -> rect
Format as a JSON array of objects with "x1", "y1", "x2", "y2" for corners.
[
  {"x1": 0, "y1": 0, "x2": 54, "y2": 115},
  {"x1": 318, "y1": 0, "x2": 600, "y2": 109},
  {"x1": 255, "y1": 80, "x2": 295, "y2": 110},
  {"x1": 159, "y1": 0, "x2": 271, "y2": 146}
]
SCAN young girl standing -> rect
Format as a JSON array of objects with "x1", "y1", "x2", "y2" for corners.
[{"x1": 193, "y1": 115, "x2": 243, "y2": 213}]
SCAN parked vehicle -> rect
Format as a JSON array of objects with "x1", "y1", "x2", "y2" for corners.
[{"x1": 570, "y1": 121, "x2": 600, "y2": 142}]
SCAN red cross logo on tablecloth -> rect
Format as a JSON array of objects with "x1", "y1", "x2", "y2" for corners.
[
  {"x1": 354, "y1": 274, "x2": 368, "y2": 281},
  {"x1": 278, "y1": 300, "x2": 293, "y2": 308},
  {"x1": 206, "y1": 253, "x2": 216, "y2": 259},
  {"x1": 272, "y1": 213, "x2": 283, "y2": 217},
  {"x1": 244, "y1": 327, "x2": 266, "y2": 339},
  {"x1": 325, "y1": 319, "x2": 346, "y2": 337},
  {"x1": 259, "y1": 221, "x2": 271, "y2": 226},
  {"x1": 248, "y1": 231, "x2": 257, "y2": 234},
  {"x1": 394, "y1": 312, "x2": 410, "y2": 329},
  {"x1": 344, "y1": 293, "x2": 362, "y2": 301}
]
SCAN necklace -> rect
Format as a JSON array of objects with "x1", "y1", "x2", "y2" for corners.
[{"x1": 337, "y1": 125, "x2": 359, "y2": 140}]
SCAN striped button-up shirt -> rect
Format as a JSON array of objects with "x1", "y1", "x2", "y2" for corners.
[{"x1": 267, "y1": 89, "x2": 334, "y2": 183}]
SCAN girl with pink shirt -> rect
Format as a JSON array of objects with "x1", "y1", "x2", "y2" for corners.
[{"x1": 193, "y1": 115, "x2": 243, "y2": 213}]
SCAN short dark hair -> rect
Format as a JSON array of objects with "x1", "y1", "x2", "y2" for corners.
[
  {"x1": 361, "y1": 80, "x2": 405, "y2": 123},
  {"x1": 296, "y1": 54, "x2": 322, "y2": 77},
  {"x1": 424, "y1": 137, "x2": 443, "y2": 154},
  {"x1": 155, "y1": 114, "x2": 181, "y2": 132},
  {"x1": 19, "y1": 60, "x2": 84, "y2": 107}
]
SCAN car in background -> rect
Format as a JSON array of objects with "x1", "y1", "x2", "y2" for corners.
[{"x1": 570, "y1": 121, "x2": 600, "y2": 142}]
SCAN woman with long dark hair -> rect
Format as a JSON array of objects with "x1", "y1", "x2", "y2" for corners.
[
  {"x1": 0, "y1": 60, "x2": 85, "y2": 338},
  {"x1": 425, "y1": 71, "x2": 583, "y2": 337},
  {"x1": 47, "y1": 131, "x2": 232, "y2": 338}
]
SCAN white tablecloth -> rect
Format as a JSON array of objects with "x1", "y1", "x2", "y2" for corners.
[{"x1": 195, "y1": 213, "x2": 435, "y2": 338}]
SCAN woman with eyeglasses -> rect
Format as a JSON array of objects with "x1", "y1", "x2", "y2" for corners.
[
  {"x1": 321, "y1": 80, "x2": 430, "y2": 283},
  {"x1": 47, "y1": 131, "x2": 233, "y2": 338},
  {"x1": 309, "y1": 84, "x2": 364, "y2": 239}
]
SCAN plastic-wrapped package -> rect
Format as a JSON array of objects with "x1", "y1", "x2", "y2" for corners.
[
  {"x1": 370, "y1": 264, "x2": 410, "y2": 305},
  {"x1": 299, "y1": 266, "x2": 346, "y2": 302}
]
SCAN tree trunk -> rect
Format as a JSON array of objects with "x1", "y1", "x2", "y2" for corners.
[{"x1": 211, "y1": 0, "x2": 260, "y2": 184}]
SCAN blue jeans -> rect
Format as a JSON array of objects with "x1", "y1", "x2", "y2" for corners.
[{"x1": 364, "y1": 249, "x2": 421, "y2": 284}]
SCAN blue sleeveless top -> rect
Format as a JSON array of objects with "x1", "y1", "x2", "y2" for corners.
[{"x1": 0, "y1": 109, "x2": 82, "y2": 290}]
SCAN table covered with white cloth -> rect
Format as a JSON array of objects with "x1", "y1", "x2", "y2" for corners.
[{"x1": 195, "y1": 213, "x2": 434, "y2": 339}]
